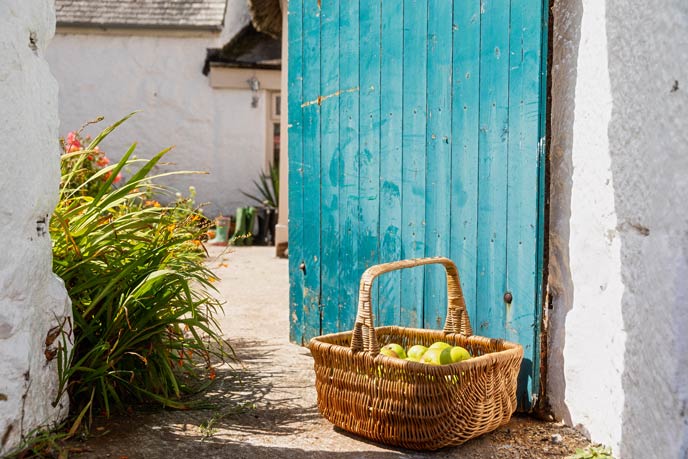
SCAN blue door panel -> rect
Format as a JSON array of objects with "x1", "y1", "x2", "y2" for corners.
[{"x1": 288, "y1": 0, "x2": 549, "y2": 410}]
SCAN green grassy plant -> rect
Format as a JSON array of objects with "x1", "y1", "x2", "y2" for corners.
[
  {"x1": 2, "y1": 423, "x2": 71, "y2": 458},
  {"x1": 569, "y1": 445, "x2": 615, "y2": 459},
  {"x1": 51, "y1": 115, "x2": 227, "y2": 423}
]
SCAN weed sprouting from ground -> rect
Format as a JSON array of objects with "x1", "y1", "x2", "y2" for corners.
[{"x1": 569, "y1": 444, "x2": 615, "y2": 459}]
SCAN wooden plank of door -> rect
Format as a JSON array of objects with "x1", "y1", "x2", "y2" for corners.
[
  {"x1": 301, "y1": 0, "x2": 322, "y2": 341},
  {"x1": 319, "y1": 0, "x2": 340, "y2": 336},
  {"x1": 358, "y1": 0, "x2": 382, "y2": 322},
  {"x1": 337, "y1": 0, "x2": 360, "y2": 333},
  {"x1": 506, "y1": 0, "x2": 546, "y2": 409},
  {"x1": 423, "y1": 0, "x2": 454, "y2": 330},
  {"x1": 288, "y1": 0, "x2": 305, "y2": 344},
  {"x1": 378, "y1": 0, "x2": 404, "y2": 327},
  {"x1": 450, "y1": 0, "x2": 481, "y2": 325},
  {"x1": 476, "y1": 0, "x2": 510, "y2": 338},
  {"x1": 399, "y1": 0, "x2": 428, "y2": 329}
]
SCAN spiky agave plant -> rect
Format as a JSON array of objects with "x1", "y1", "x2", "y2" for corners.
[
  {"x1": 241, "y1": 161, "x2": 279, "y2": 208},
  {"x1": 51, "y1": 114, "x2": 227, "y2": 421}
]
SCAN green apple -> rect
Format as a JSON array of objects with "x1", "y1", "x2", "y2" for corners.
[
  {"x1": 407, "y1": 345, "x2": 428, "y2": 361},
  {"x1": 420, "y1": 347, "x2": 452, "y2": 365},
  {"x1": 383, "y1": 343, "x2": 407, "y2": 359},
  {"x1": 429, "y1": 341, "x2": 452, "y2": 351},
  {"x1": 449, "y1": 346, "x2": 471, "y2": 363},
  {"x1": 379, "y1": 347, "x2": 399, "y2": 358}
]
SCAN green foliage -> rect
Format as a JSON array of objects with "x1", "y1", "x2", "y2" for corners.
[
  {"x1": 51, "y1": 115, "x2": 227, "y2": 422},
  {"x1": 241, "y1": 162, "x2": 279, "y2": 208},
  {"x1": 173, "y1": 185, "x2": 211, "y2": 229},
  {"x1": 59, "y1": 116, "x2": 122, "y2": 196},
  {"x1": 2, "y1": 424, "x2": 71, "y2": 458},
  {"x1": 569, "y1": 445, "x2": 615, "y2": 459}
]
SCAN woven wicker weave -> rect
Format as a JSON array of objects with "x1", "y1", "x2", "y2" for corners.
[{"x1": 308, "y1": 257, "x2": 523, "y2": 451}]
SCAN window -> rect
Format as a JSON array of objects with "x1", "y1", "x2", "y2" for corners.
[
  {"x1": 272, "y1": 121, "x2": 280, "y2": 165},
  {"x1": 267, "y1": 92, "x2": 281, "y2": 168}
]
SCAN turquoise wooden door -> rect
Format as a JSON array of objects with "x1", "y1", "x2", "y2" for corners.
[{"x1": 288, "y1": 0, "x2": 549, "y2": 409}]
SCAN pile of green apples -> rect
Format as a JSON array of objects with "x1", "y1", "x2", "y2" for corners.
[{"x1": 379, "y1": 341, "x2": 471, "y2": 365}]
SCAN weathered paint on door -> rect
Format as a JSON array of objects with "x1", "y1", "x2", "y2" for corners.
[{"x1": 288, "y1": 0, "x2": 549, "y2": 409}]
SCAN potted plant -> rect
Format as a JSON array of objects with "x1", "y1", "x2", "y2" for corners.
[{"x1": 241, "y1": 162, "x2": 279, "y2": 246}]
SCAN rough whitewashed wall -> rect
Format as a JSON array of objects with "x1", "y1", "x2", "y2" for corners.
[
  {"x1": 606, "y1": 0, "x2": 688, "y2": 457},
  {"x1": 548, "y1": 0, "x2": 688, "y2": 457},
  {"x1": 46, "y1": 0, "x2": 268, "y2": 217},
  {"x1": 0, "y1": 0, "x2": 72, "y2": 454}
]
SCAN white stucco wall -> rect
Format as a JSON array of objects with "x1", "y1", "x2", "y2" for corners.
[
  {"x1": 46, "y1": 0, "x2": 271, "y2": 217},
  {"x1": 0, "y1": 0, "x2": 72, "y2": 454},
  {"x1": 549, "y1": 0, "x2": 688, "y2": 457}
]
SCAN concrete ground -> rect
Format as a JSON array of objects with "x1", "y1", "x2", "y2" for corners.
[{"x1": 72, "y1": 246, "x2": 591, "y2": 458}]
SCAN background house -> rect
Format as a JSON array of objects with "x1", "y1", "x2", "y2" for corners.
[{"x1": 47, "y1": 0, "x2": 282, "y2": 218}]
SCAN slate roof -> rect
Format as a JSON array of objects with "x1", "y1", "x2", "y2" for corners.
[
  {"x1": 55, "y1": 0, "x2": 228, "y2": 30},
  {"x1": 203, "y1": 23, "x2": 281, "y2": 74}
]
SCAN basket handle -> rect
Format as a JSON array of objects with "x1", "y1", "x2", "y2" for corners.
[{"x1": 350, "y1": 257, "x2": 473, "y2": 354}]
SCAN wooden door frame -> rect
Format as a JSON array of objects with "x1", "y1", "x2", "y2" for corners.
[{"x1": 535, "y1": 0, "x2": 554, "y2": 415}]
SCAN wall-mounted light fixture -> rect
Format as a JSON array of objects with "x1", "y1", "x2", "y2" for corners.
[{"x1": 247, "y1": 76, "x2": 260, "y2": 108}]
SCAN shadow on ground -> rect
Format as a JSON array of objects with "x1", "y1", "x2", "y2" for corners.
[
  {"x1": 69, "y1": 337, "x2": 339, "y2": 457},
  {"x1": 66, "y1": 248, "x2": 592, "y2": 458}
]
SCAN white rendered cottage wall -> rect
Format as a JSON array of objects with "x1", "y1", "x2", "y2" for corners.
[
  {"x1": 47, "y1": 0, "x2": 269, "y2": 217},
  {"x1": 0, "y1": 0, "x2": 72, "y2": 454},
  {"x1": 547, "y1": 0, "x2": 626, "y2": 449},
  {"x1": 548, "y1": 0, "x2": 688, "y2": 457}
]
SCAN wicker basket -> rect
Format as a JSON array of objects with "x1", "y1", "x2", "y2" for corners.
[{"x1": 308, "y1": 257, "x2": 523, "y2": 451}]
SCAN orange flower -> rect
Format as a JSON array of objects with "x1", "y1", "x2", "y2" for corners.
[
  {"x1": 96, "y1": 155, "x2": 110, "y2": 167},
  {"x1": 209, "y1": 368, "x2": 216, "y2": 380},
  {"x1": 66, "y1": 132, "x2": 78, "y2": 144},
  {"x1": 103, "y1": 171, "x2": 122, "y2": 183},
  {"x1": 65, "y1": 131, "x2": 82, "y2": 152}
]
